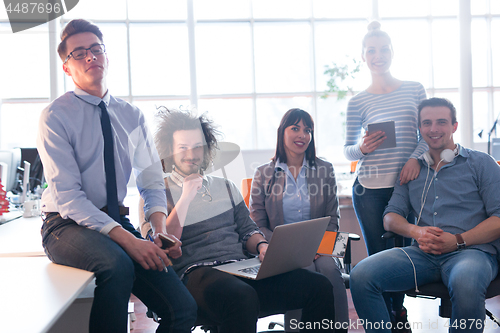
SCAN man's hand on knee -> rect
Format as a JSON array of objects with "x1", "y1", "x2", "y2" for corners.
[{"x1": 109, "y1": 226, "x2": 170, "y2": 270}]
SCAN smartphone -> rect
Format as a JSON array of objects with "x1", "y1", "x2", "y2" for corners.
[{"x1": 158, "y1": 233, "x2": 177, "y2": 249}]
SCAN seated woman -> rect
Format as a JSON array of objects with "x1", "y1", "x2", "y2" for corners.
[
  {"x1": 250, "y1": 108, "x2": 348, "y2": 332},
  {"x1": 139, "y1": 108, "x2": 336, "y2": 333}
]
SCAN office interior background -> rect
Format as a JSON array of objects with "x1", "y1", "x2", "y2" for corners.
[{"x1": 1, "y1": 0, "x2": 500, "y2": 172}]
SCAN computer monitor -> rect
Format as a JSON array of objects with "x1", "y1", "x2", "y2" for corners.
[
  {"x1": 0, "y1": 149, "x2": 21, "y2": 193},
  {"x1": 19, "y1": 148, "x2": 44, "y2": 193},
  {"x1": 20, "y1": 161, "x2": 30, "y2": 204}
]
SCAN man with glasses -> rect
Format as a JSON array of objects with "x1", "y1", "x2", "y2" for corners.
[
  {"x1": 37, "y1": 19, "x2": 196, "y2": 333},
  {"x1": 140, "y1": 108, "x2": 336, "y2": 333}
]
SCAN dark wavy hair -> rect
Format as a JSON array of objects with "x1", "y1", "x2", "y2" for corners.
[
  {"x1": 418, "y1": 97, "x2": 457, "y2": 125},
  {"x1": 57, "y1": 19, "x2": 103, "y2": 61},
  {"x1": 272, "y1": 108, "x2": 316, "y2": 167},
  {"x1": 154, "y1": 107, "x2": 220, "y2": 173}
]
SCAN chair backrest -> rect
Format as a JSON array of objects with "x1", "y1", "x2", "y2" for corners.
[
  {"x1": 241, "y1": 178, "x2": 252, "y2": 207},
  {"x1": 350, "y1": 161, "x2": 358, "y2": 173}
]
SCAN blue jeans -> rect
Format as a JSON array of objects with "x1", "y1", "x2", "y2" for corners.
[
  {"x1": 351, "y1": 246, "x2": 498, "y2": 333},
  {"x1": 352, "y1": 178, "x2": 411, "y2": 316},
  {"x1": 352, "y1": 178, "x2": 410, "y2": 255},
  {"x1": 41, "y1": 213, "x2": 197, "y2": 333}
]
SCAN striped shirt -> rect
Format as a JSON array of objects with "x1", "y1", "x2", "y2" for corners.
[{"x1": 343, "y1": 81, "x2": 427, "y2": 189}]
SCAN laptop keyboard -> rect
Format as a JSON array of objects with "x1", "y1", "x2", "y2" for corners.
[{"x1": 238, "y1": 265, "x2": 261, "y2": 275}]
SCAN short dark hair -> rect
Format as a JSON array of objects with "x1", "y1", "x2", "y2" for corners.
[
  {"x1": 154, "y1": 107, "x2": 220, "y2": 173},
  {"x1": 273, "y1": 108, "x2": 316, "y2": 166},
  {"x1": 418, "y1": 97, "x2": 457, "y2": 125},
  {"x1": 57, "y1": 19, "x2": 103, "y2": 61}
]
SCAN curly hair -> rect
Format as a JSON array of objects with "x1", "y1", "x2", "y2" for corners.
[{"x1": 154, "y1": 107, "x2": 220, "y2": 173}]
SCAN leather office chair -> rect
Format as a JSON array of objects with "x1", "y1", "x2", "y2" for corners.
[{"x1": 382, "y1": 231, "x2": 500, "y2": 326}]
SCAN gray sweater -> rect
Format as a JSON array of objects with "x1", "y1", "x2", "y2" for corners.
[{"x1": 166, "y1": 175, "x2": 261, "y2": 277}]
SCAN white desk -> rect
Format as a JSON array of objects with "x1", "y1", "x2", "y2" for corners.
[
  {"x1": 0, "y1": 188, "x2": 140, "y2": 257},
  {"x1": 0, "y1": 256, "x2": 94, "y2": 333},
  {"x1": 0, "y1": 203, "x2": 138, "y2": 332},
  {"x1": 0, "y1": 216, "x2": 45, "y2": 257}
]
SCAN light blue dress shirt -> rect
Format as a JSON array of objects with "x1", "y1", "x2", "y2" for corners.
[
  {"x1": 276, "y1": 158, "x2": 313, "y2": 224},
  {"x1": 37, "y1": 88, "x2": 167, "y2": 234},
  {"x1": 384, "y1": 144, "x2": 500, "y2": 259}
]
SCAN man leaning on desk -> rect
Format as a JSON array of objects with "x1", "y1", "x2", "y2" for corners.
[{"x1": 36, "y1": 19, "x2": 197, "y2": 333}]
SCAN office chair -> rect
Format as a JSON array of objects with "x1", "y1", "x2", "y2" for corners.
[
  {"x1": 241, "y1": 177, "x2": 253, "y2": 207},
  {"x1": 241, "y1": 177, "x2": 360, "y2": 331},
  {"x1": 240, "y1": 178, "x2": 360, "y2": 285},
  {"x1": 147, "y1": 179, "x2": 360, "y2": 332},
  {"x1": 147, "y1": 308, "x2": 285, "y2": 332},
  {"x1": 382, "y1": 231, "x2": 500, "y2": 326}
]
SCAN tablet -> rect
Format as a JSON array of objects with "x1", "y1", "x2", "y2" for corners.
[{"x1": 367, "y1": 120, "x2": 396, "y2": 149}]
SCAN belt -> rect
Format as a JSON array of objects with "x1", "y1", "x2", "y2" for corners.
[{"x1": 100, "y1": 206, "x2": 130, "y2": 216}]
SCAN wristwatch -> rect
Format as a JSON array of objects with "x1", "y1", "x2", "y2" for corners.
[{"x1": 455, "y1": 234, "x2": 466, "y2": 250}]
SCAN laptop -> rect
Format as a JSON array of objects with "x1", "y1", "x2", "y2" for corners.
[{"x1": 214, "y1": 216, "x2": 330, "y2": 280}]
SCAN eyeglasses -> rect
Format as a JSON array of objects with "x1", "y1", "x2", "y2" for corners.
[
  {"x1": 64, "y1": 44, "x2": 106, "y2": 64},
  {"x1": 198, "y1": 183, "x2": 212, "y2": 202}
]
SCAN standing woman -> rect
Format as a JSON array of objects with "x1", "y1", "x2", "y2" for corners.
[
  {"x1": 250, "y1": 108, "x2": 348, "y2": 332},
  {"x1": 344, "y1": 21, "x2": 427, "y2": 330}
]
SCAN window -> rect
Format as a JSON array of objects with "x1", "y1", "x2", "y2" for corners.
[{"x1": 1, "y1": 0, "x2": 499, "y2": 170}]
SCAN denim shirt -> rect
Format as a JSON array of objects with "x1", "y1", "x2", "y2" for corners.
[
  {"x1": 384, "y1": 145, "x2": 500, "y2": 259},
  {"x1": 276, "y1": 158, "x2": 312, "y2": 224}
]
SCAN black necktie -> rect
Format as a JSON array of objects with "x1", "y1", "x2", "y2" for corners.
[{"x1": 98, "y1": 101, "x2": 120, "y2": 222}]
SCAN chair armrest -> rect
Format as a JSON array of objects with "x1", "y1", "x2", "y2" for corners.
[
  {"x1": 344, "y1": 233, "x2": 360, "y2": 275},
  {"x1": 348, "y1": 233, "x2": 361, "y2": 241},
  {"x1": 381, "y1": 231, "x2": 396, "y2": 239}
]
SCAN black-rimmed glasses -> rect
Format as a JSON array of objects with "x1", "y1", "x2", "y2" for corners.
[{"x1": 64, "y1": 44, "x2": 106, "y2": 64}]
